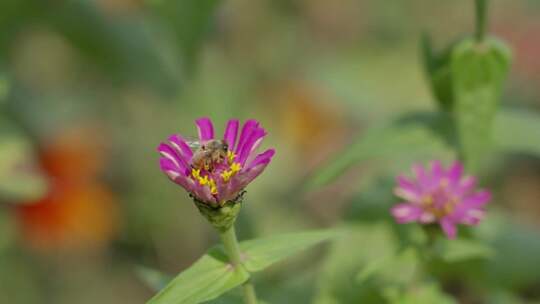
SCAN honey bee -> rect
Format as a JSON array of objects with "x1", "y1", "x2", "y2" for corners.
[{"x1": 188, "y1": 139, "x2": 229, "y2": 171}]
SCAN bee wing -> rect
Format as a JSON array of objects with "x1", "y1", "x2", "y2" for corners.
[{"x1": 184, "y1": 136, "x2": 202, "y2": 149}]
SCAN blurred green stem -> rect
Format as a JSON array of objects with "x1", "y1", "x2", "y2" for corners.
[
  {"x1": 475, "y1": 0, "x2": 488, "y2": 42},
  {"x1": 220, "y1": 226, "x2": 258, "y2": 304}
]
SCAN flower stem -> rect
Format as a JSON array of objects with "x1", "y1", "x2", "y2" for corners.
[
  {"x1": 475, "y1": 0, "x2": 488, "y2": 42},
  {"x1": 219, "y1": 226, "x2": 258, "y2": 304},
  {"x1": 241, "y1": 279, "x2": 258, "y2": 304}
]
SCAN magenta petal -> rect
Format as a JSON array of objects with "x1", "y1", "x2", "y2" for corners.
[
  {"x1": 237, "y1": 127, "x2": 266, "y2": 165},
  {"x1": 158, "y1": 143, "x2": 189, "y2": 173},
  {"x1": 171, "y1": 173, "x2": 195, "y2": 191},
  {"x1": 460, "y1": 209, "x2": 485, "y2": 225},
  {"x1": 430, "y1": 160, "x2": 443, "y2": 187},
  {"x1": 193, "y1": 183, "x2": 217, "y2": 205},
  {"x1": 440, "y1": 218, "x2": 457, "y2": 239},
  {"x1": 454, "y1": 176, "x2": 476, "y2": 196},
  {"x1": 418, "y1": 211, "x2": 436, "y2": 224},
  {"x1": 232, "y1": 162, "x2": 269, "y2": 191},
  {"x1": 196, "y1": 117, "x2": 214, "y2": 141},
  {"x1": 169, "y1": 134, "x2": 194, "y2": 159},
  {"x1": 247, "y1": 149, "x2": 275, "y2": 169},
  {"x1": 412, "y1": 164, "x2": 430, "y2": 188},
  {"x1": 235, "y1": 120, "x2": 259, "y2": 154},
  {"x1": 160, "y1": 165, "x2": 196, "y2": 193},
  {"x1": 446, "y1": 161, "x2": 463, "y2": 184},
  {"x1": 159, "y1": 157, "x2": 179, "y2": 172},
  {"x1": 391, "y1": 203, "x2": 423, "y2": 223},
  {"x1": 462, "y1": 190, "x2": 491, "y2": 208},
  {"x1": 397, "y1": 175, "x2": 415, "y2": 189},
  {"x1": 223, "y1": 119, "x2": 239, "y2": 150},
  {"x1": 394, "y1": 175, "x2": 421, "y2": 202}
]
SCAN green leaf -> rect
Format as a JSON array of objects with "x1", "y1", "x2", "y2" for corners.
[
  {"x1": 240, "y1": 230, "x2": 338, "y2": 273},
  {"x1": 451, "y1": 37, "x2": 512, "y2": 172},
  {"x1": 136, "y1": 266, "x2": 172, "y2": 292},
  {"x1": 314, "y1": 223, "x2": 399, "y2": 304},
  {"x1": 307, "y1": 116, "x2": 453, "y2": 188},
  {"x1": 356, "y1": 247, "x2": 420, "y2": 285},
  {"x1": 392, "y1": 282, "x2": 456, "y2": 304},
  {"x1": 435, "y1": 238, "x2": 494, "y2": 263},
  {"x1": 476, "y1": 212, "x2": 540, "y2": 289},
  {"x1": 0, "y1": 118, "x2": 47, "y2": 202},
  {"x1": 147, "y1": 247, "x2": 249, "y2": 304},
  {"x1": 147, "y1": 230, "x2": 333, "y2": 304},
  {"x1": 494, "y1": 109, "x2": 540, "y2": 156}
]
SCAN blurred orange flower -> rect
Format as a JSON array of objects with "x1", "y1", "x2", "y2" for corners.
[
  {"x1": 16, "y1": 126, "x2": 118, "y2": 252},
  {"x1": 274, "y1": 82, "x2": 349, "y2": 159}
]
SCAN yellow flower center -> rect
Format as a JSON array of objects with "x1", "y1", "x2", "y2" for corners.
[
  {"x1": 227, "y1": 150, "x2": 236, "y2": 164},
  {"x1": 220, "y1": 162, "x2": 242, "y2": 182},
  {"x1": 191, "y1": 155, "x2": 242, "y2": 195},
  {"x1": 420, "y1": 188, "x2": 459, "y2": 219}
]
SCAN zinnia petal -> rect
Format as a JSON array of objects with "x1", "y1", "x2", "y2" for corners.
[
  {"x1": 237, "y1": 127, "x2": 266, "y2": 166},
  {"x1": 223, "y1": 119, "x2": 239, "y2": 150},
  {"x1": 460, "y1": 209, "x2": 485, "y2": 225},
  {"x1": 461, "y1": 190, "x2": 491, "y2": 208},
  {"x1": 169, "y1": 134, "x2": 194, "y2": 159},
  {"x1": 454, "y1": 175, "x2": 476, "y2": 196},
  {"x1": 394, "y1": 175, "x2": 421, "y2": 202},
  {"x1": 412, "y1": 164, "x2": 430, "y2": 188},
  {"x1": 430, "y1": 160, "x2": 443, "y2": 188},
  {"x1": 391, "y1": 203, "x2": 423, "y2": 223},
  {"x1": 158, "y1": 118, "x2": 274, "y2": 206},
  {"x1": 446, "y1": 161, "x2": 463, "y2": 185},
  {"x1": 196, "y1": 117, "x2": 214, "y2": 141},
  {"x1": 158, "y1": 143, "x2": 189, "y2": 173},
  {"x1": 235, "y1": 120, "x2": 259, "y2": 154},
  {"x1": 440, "y1": 218, "x2": 457, "y2": 239},
  {"x1": 391, "y1": 160, "x2": 490, "y2": 239},
  {"x1": 246, "y1": 149, "x2": 275, "y2": 170}
]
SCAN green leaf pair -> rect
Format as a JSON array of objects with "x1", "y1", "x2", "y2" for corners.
[{"x1": 144, "y1": 230, "x2": 337, "y2": 304}]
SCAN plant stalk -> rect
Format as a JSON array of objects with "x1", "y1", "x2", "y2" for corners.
[
  {"x1": 475, "y1": 0, "x2": 488, "y2": 42},
  {"x1": 220, "y1": 226, "x2": 258, "y2": 304}
]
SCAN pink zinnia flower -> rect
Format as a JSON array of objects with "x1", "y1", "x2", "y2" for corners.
[
  {"x1": 157, "y1": 118, "x2": 275, "y2": 207},
  {"x1": 391, "y1": 161, "x2": 491, "y2": 239}
]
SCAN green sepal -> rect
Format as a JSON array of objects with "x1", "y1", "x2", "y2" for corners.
[
  {"x1": 451, "y1": 37, "x2": 512, "y2": 171},
  {"x1": 192, "y1": 191, "x2": 245, "y2": 232}
]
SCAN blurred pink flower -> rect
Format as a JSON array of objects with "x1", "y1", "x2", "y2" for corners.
[
  {"x1": 391, "y1": 161, "x2": 491, "y2": 239},
  {"x1": 158, "y1": 118, "x2": 275, "y2": 207}
]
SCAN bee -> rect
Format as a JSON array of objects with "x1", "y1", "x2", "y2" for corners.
[{"x1": 188, "y1": 139, "x2": 229, "y2": 171}]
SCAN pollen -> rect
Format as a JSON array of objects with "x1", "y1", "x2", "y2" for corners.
[
  {"x1": 192, "y1": 169, "x2": 210, "y2": 186},
  {"x1": 227, "y1": 151, "x2": 236, "y2": 164},
  {"x1": 221, "y1": 170, "x2": 233, "y2": 182},
  {"x1": 191, "y1": 168, "x2": 201, "y2": 179},
  {"x1": 421, "y1": 195, "x2": 433, "y2": 206},
  {"x1": 220, "y1": 162, "x2": 242, "y2": 183},
  {"x1": 209, "y1": 179, "x2": 218, "y2": 194},
  {"x1": 230, "y1": 162, "x2": 241, "y2": 173},
  {"x1": 199, "y1": 175, "x2": 209, "y2": 185}
]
